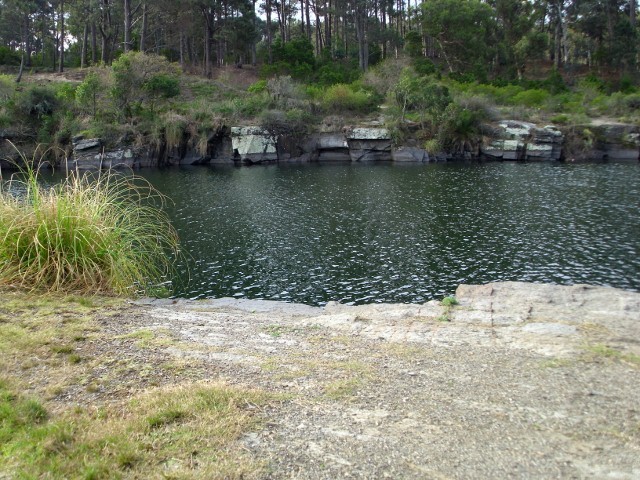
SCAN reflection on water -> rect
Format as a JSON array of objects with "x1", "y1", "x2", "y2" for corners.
[{"x1": 138, "y1": 162, "x2": 640, "y2": 305}]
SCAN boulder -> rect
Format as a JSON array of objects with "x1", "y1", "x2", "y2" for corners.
[
  {"x1": 307, "y1": 133, "x2": 351, "y2": 162},
  {"x1": 230, "y1": 126, "x2": 277, "y2": 164},
  {"x1": 345, "y1": 127, "x2": 392, "y2": 162},
  {"x1": 344, "y1": 127, "x2": 390, "y2": 140},
  {"x1": 391, "y1": 146, "x2": 430, "y2": 163}
]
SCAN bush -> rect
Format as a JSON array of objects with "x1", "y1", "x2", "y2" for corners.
[
  {"x1": 143, "y1": 74, "x2": 180, "y2": 101},
  {"x1": 111, "y1": 51, "x2": 181, "y2": 118},
  {"x1": 0, "y1": 46, "x2": 21, "y2": 66},
  {"x1": 262, "y1": 39, "x2": 316, "y2": 80},
  {"x1": 550, "y1": 113, "x2": 570, "y2": 125},
  {"x1": 76, "y1": 71, "x2": 102, "y2": 117},
  {"x1": 13, "y1": 86, "x2": 58, "y2": 119},
  {"x1": 322, "y1": 83, "x2": 376, "y2": 113},
  {"x1": 259, "y1": 108, "x2": 309, "y2": 140},
  {"x1": 0, "y1": 165, "x2": 179, "y2": 295},
  {"x1": 510, "y1": 88, "x2": 549, "y2": 107},
  {"x1": 437, "y1": 101, "x2": 488, "y2": 154},
  {"x1": 247, "y1": 80, "x2": 267, "y2": 93},
  {"x1": 394, "y1": 69, "x2": 451, "y2": 125}
]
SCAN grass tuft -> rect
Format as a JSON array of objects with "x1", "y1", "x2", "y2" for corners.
[{"x1": 0, "y1": 161, "x2": 180, "y2": 296}]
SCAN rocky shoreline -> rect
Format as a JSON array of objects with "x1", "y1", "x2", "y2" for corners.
[
  {"x1": 121, "y1": 281, "x2": 640, "y2": 479},
  {"x1": 61, "y1": 120, "x2": 640, "y2": 170}
]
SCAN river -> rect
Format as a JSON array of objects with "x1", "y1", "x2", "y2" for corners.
[{"x1": 135, "y1": 161, "x2": 640, "y2": 305}]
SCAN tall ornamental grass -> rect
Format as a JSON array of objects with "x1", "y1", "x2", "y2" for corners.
[{"x1": 0, "y1": 167, "x2": 179, "y2": 295}]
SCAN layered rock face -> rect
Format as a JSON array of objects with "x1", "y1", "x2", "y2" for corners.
[
  {"x1": 566, "y1": 123, "x2": 640, "y2": 162},
  {"x1": 65, "y1": 120, "x2": 640, "y2": 170},
  {"x1": 481, "y1": 121, "x2": 564, "y2": 161}
]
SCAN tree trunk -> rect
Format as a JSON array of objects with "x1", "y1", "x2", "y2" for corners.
[
  {"x1": 91, "y1": 22, "x2": 97, "y2": 64},
  {"x1": 266, "y1": 0, "x2": 273, "y2": 62},
  {"x1": 325, "y1": 0, "x2": 331, "y2": 52},
  {"x1": 139, "y1": 3, "x2": 148, "y2": 51},
  {"x1": 16, "y1": 52, "x2": 25, "y2": 83},
  {"x1": 355, "y1": 0, "x2": 369, "y2": 71},
  {"x1": 81, "y1": 23, "x2": 88, "y2": 68},
  {"x1": 24, "y1": 13, "x2": 32, "y2": 67},
  {"x1": 305, "y1": 0, "x2": 311, "y2": 41},
  {"x1": 100, "y1": 0, "x2": 112, "y2": 64},
  {"x1": 124, "y1": 0, "x2": 132, "y2": 52},
  {"x1": 203, "y1": 9, "x2": 212, "y2": 77},
  {"x1": 179, "y1": 31, "x2": 185, "y2": 70},
  {"x1": 58, "y1": 0, "x2": 65, "y2": 73},
  {"x1": 631, "y1": 0, "x2": 637, "y2": 27},
  {"x1": 252, "y1": 0, "x2": 258, "y2": 65}
]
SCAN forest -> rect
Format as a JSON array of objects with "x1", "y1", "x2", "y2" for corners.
[{"x1": 0, "y1": 0, "x2": 638, "y2": 82}]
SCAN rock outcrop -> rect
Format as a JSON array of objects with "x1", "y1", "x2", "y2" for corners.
[
  {"x1": 566, "y1": 123, "x2": 640, "y2": 162},
  {"x1": 62, "y1": 120, "x2": 640, "y2": 171},
  {"x1": 481, "y1": 120, "x2": 564, "y2": 161},
  {"x1": 230, "y1": 126, "x2": 277, "y2": 164},
  {"x1": 69, "y1": 137, "x2": 139, "y2": 170}
]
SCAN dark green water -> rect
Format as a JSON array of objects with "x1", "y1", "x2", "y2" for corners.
[{"x1": 138, "y1": 162, "x2": 640, "y2": 305}]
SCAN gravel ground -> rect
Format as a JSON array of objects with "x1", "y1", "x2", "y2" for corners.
[{"x1": 111, "y1": 282, "x2": 640, "y2": 480}]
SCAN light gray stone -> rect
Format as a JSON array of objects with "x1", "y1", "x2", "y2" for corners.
[{"x1": 344, "y1": 127, "x2": 390, "y2": 141}]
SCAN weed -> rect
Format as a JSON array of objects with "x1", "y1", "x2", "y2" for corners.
[
  {"x1": 0, "y1": 381, "x2": 267, "y2": 479},
  {"x1": 442, "y1": 296, "x2": 458, "y2": 307},
  {"x1": 581, "y1": 344, "x2": 640, "y2": 366},
  {"x1": 438, "y1": 295, "x2": 459, "y2": 322},
  {"x1": 324, "y1": 378, "x2": 362, "y2": 400}
]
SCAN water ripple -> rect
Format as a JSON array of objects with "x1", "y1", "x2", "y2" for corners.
[{"x1": 138, "y1": 162, "x2": 640, "y2": 305}]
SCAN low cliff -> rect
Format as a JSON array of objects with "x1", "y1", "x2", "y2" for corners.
[{"x1": 65, "y1": 119, "x2": 640, "y2": 170}]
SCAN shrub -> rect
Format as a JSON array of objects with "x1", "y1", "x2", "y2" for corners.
[
  {"x1": 76, "y1": 71, "x2": 102, "y2": 117},
  {"x1": 510, "y1": 88, "x2": 549, "y2": 107},
  {"x1": 543, "y1": 69, "x2": 568, "y2": 94},
  {"x1": 550, "y1": 113, "x2": 569, "y2": 125},
  {"x1": 143, "y1": 74, "x2": 180, "y2": 107},
  {"x1": 322, "y1": 83, "x2": 376, "y2": 113},
  {"x1": 0, "y1": 46, "x2": 22, "y2": 66},
  {"x1": 259, "y1": 108, "x2": 309, "y2": 140},
  {"x1": 263, "y1": 38, "x2": 315, "y2": 80},
  {"x1": 13, "y1": 86, "x2": 58, "y2": 119},
  {"x1": 247, "y1": 80, "x2": 267, "y2": 93},
  {"x1": 437, "y1": 101, "x2": 489, "y2": 154},
  {"x1": 161, "y1": 112, "x2": 188, "y2": 148},
  {"x1": 111, "y1": 51, "x2": 181, "y2": 119},
  {"x1": 0, "y1": 164, "x2": 179, "y2": 295},
  {"x1": 394, "y1": 69, "x2": 451, "y2": 126}
]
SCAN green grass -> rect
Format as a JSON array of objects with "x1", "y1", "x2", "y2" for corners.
[
  {"x1": 0, "y1": 161, "x2": 180, "y2": 296},
  {"x1": 0, "y1": 293, "x2": 269, "y2": 479},
  {"x1": 0, "y1": 380, "x2": 266, "y2": 479},
  {"x1": 441, "y1": 296, "x2": 458, "y2": 307}
]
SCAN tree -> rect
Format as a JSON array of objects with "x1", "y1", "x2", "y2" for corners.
[
  {"x1": 420, "y1": 0, "x2": 497, "y2": 76},
  {"x1": 110, "y1": 51, "x2": 181, "y2": 118}
]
